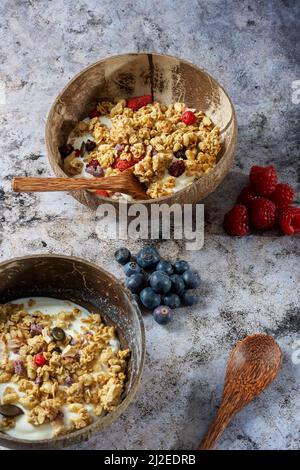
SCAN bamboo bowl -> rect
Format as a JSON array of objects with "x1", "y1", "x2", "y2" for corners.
[
  {"x1": 46, "y1": 53, "x2": 237, "y2": 209},
  {"x1": 0, "y1": 255, "x2": 145, "y2": 449}
]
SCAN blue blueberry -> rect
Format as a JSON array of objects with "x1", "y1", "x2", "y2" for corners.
[
  {"x1": 174, "y1": 260, "x2": 190, "y2": 274},
  {"x1": 153, "y1": 305, "x2": 173, "y2": 325},
  {"x1": 149, "y1": 271, "x2": 172, "y2": 294},
  {"x1": 170, "y1": 274, "x2": 185, "y2": 295},
  {"x1": 136, "y1": 246, "x2": 160, "y2": 269},
  {"x1": 156, "y1": 260, "x2": 174, "y2": 276},
  {"x1": 181, "y1": 291, "x2": 199, "y2": 306},
  {"x1": 162, "y1": 292, "x2": 181, "y2": 309},
  {"x1": 124, "y1": 261, "x2": 141, "y2": 277},
  {"x1": 140, "y1": 287, "x2": 161, "y2": 310},
  {"x1": 114, "y1": 247, "x2": 131, "y2": 265},
  {"x1": 125, "y1": 273, "x2": 147, "y2": 293},
  {"x1": 182, "y1": 270, "x2": 201, "y2": 288}
]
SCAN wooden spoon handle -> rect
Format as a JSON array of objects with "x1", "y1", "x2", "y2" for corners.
[
  {"x1": 198, "y1": 397, "x2": 240, "y2": 450},
  {"x1": 12, "y1": 177, "x2": 120, "y2": 192}
]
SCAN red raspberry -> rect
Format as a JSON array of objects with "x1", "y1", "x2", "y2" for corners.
[
  {"x1": 237, "y1": 186, "x2": 258, "y2": 207},
  {"x1": 88, "y1": 108, "x2": 101, "y2": 119},
  {"x1": 95, "y1": 190, "x2": 109, "y2": 197},
  {"x1": 249, "y1": 165, "x2": 277, "y2": 196},
  {"x1": 278, "y1": 206, "x2": 300, "y2": 235},
  {"x1": 168, "y1": 160, "x2": 185, "y2": 177},
  {"x1": 223, "y1": 204, "x2": 249, "y2": 236},
  {"x1": 34, "y1": 353, "x2": 46, "y2": 367},
  {"x1": 270, "y1": 183, "x2": 294, "y2": 209},
  {"x1": 113, "y1": 157, "x2": 135, "y2": 171},
  {"x1": 249, "y1": 197, "x2": 277, "y2": 230},
  {"x1": 181, "y1": 110, "x2": 196, "y2": 125},
  {"x1": 127, "y1": 95, "x2": 152, "y2": 111}
]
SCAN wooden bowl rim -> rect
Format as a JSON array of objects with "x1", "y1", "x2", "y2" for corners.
[
  {"x1": 0, "y1": 253, "x2": 146, "y2": 447},
  {"x1": 45, "y1": 52, "x2": 237, "y2": 205}
]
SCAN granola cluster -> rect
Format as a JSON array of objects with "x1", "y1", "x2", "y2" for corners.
[
  {"x1": 0, "y1": 302, "x2": 130, "y2": 437},
  {"x1": 64, "y1": 98, "x2": 221, "y2": 199}
]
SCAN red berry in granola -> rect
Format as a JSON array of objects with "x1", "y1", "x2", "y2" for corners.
[
  {"x1": 278, "y1": 206, "x2": 300, "y2": 235},
  {"x1": 34, "y1": 353, "x2": 46, "y2": 367},
  {"x1": 127, "y1": 95, "x2": 152, "y2": 111},
  {"x1": 88, "y1": 108, "x2": 101, "y2": 119},
  {"x1": 237, "y1": 186, "x2": 258, "y2": 207},
  {"x1": 95, "y1": 190, "x2": 109, "y2": 197},
  {"x1": 181, "y1": 110, "x2": 196, "y2": 125},
  {"x1": 168, "y1": 160, "x2": 185, "y2": 177},
  {"x1": 223, "y1": 204, "x2": 249, "y2": 236},
  {"x1": 270, "y1": 183, "x2": 294, "y2": 208},
  {"x1": 249, "y1": 197, "x2": 277, "y2": 230},
  {"x1": 249, "y1": 165, "x2": 277, "y2": 196},
  {"x1": 74, "y1": 149, "x2": 81, "y2": 158},
  {"x1": 114, "y1": 157, "x2": 135, "y2": 171}
]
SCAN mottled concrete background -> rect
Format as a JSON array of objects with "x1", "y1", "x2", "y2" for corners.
[{"x1": 0, "y1": 0, "x2": 299, "y2": 450}]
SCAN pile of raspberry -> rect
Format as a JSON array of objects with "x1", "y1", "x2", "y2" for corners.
[{"x1": 223, "y1": 165, "x2": 300, "y2": 236}]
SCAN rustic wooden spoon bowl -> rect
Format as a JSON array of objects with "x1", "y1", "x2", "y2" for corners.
[
  {"x1": 45, "y1": 53, "x2": 237, "y2": 210},
  {"x1": 0, "y1": 255, "x2": 145, "y2": 449},
  {"x1": 199, "y1": 333, "x2": 282, "y2": 450}
]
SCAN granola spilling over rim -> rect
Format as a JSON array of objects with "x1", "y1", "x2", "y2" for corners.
[
  {"x1": 59, "y1": 95, "x2": 222, "y2": 199},
  {"x1": 0, "y1": 300, "x2": 130, "y2": 439}
]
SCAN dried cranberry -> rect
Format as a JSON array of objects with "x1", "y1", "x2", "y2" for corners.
[
  {"x1": 88, "y1": 108, "x2": 100, "y2": 119},
  {"x1": 85, "y1": 159, "x2": 104, "y2": 177},
  {"x1": 85, "y1": 139, "x2": 96, "y2": 152},
  {"x1": 174, "y1": 148, "x2": 187, "y2": 160},
  {"x1": 30, "y1": 323, "x2": 43, "y2": 336},
  {"x1": 168, "y1": 160, "x2": 185, "y2": 177},
  {"x1": 59, "y1": 144, "x2": 74, "y2": 158},
  {"x1": 13, "y1": 360, "x2": 25, "y2": 375}
]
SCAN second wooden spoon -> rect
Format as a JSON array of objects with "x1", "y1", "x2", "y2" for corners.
[{"x1": 198, "y1": 333, "x2": 282, "y2": 450}]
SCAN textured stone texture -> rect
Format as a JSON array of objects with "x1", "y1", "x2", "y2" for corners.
[{"x1": 0, "y1": 0, "x2": 299, "y2": 450}]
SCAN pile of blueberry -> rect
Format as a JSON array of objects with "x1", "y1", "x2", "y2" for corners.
[{"x1": 114, "y1": 246, "x2": 201, "y2": 325}]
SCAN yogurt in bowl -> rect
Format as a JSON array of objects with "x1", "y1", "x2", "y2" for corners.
[{"x1": 0, "y1": 297, "x2": 128, "y2": 440}]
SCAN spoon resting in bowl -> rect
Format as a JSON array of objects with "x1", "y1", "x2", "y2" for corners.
[
  {"x1": 198, "y1": 333, "x2": 282, "y2": 450},
  {"x1": 12, "y1": 168, "x2": 149, "y2": 200}
]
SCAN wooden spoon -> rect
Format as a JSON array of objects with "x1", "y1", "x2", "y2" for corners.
[
  {"x1": 198, "y1": 333, "x2": 282, "y2": 450},
  {"x1": 12, "y1": 168, "x2": 150, "y2": 200}
]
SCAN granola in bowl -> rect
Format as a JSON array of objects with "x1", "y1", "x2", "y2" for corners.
[
  {"x1": 0, "y1": 297, "x2": 130, "y2": 440},
  {"x1": 60, "y1": 96, "x2": 222, "y2": 200}
]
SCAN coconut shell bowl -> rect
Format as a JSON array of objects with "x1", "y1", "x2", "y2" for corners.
[
  {"x1": 0, "y1": 255, "x2": 145, "y2": 449},
  {"x1": 45, "y1": 53, "x2": 237, "y2": 209}
]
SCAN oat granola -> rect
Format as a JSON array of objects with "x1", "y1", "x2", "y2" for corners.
[
  {"x1": 60, "y1": 96, "x2": 221, "y2": 199},
  {"x1": 0, "y1": 299, "x2": 130, "y2": 439}
]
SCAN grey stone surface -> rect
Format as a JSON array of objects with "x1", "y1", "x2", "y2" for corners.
[{"x1": 0, "y1": 0, "x2": 299, "y2": 450}]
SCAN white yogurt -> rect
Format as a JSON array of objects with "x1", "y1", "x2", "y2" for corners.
[{"x1": 1, "y1": 297, "x2": 120, "y2": 441}]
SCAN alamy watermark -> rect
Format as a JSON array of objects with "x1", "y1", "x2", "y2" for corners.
[{"x1": 94, "y1": 202, "x2": 204, "y2": 250}]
